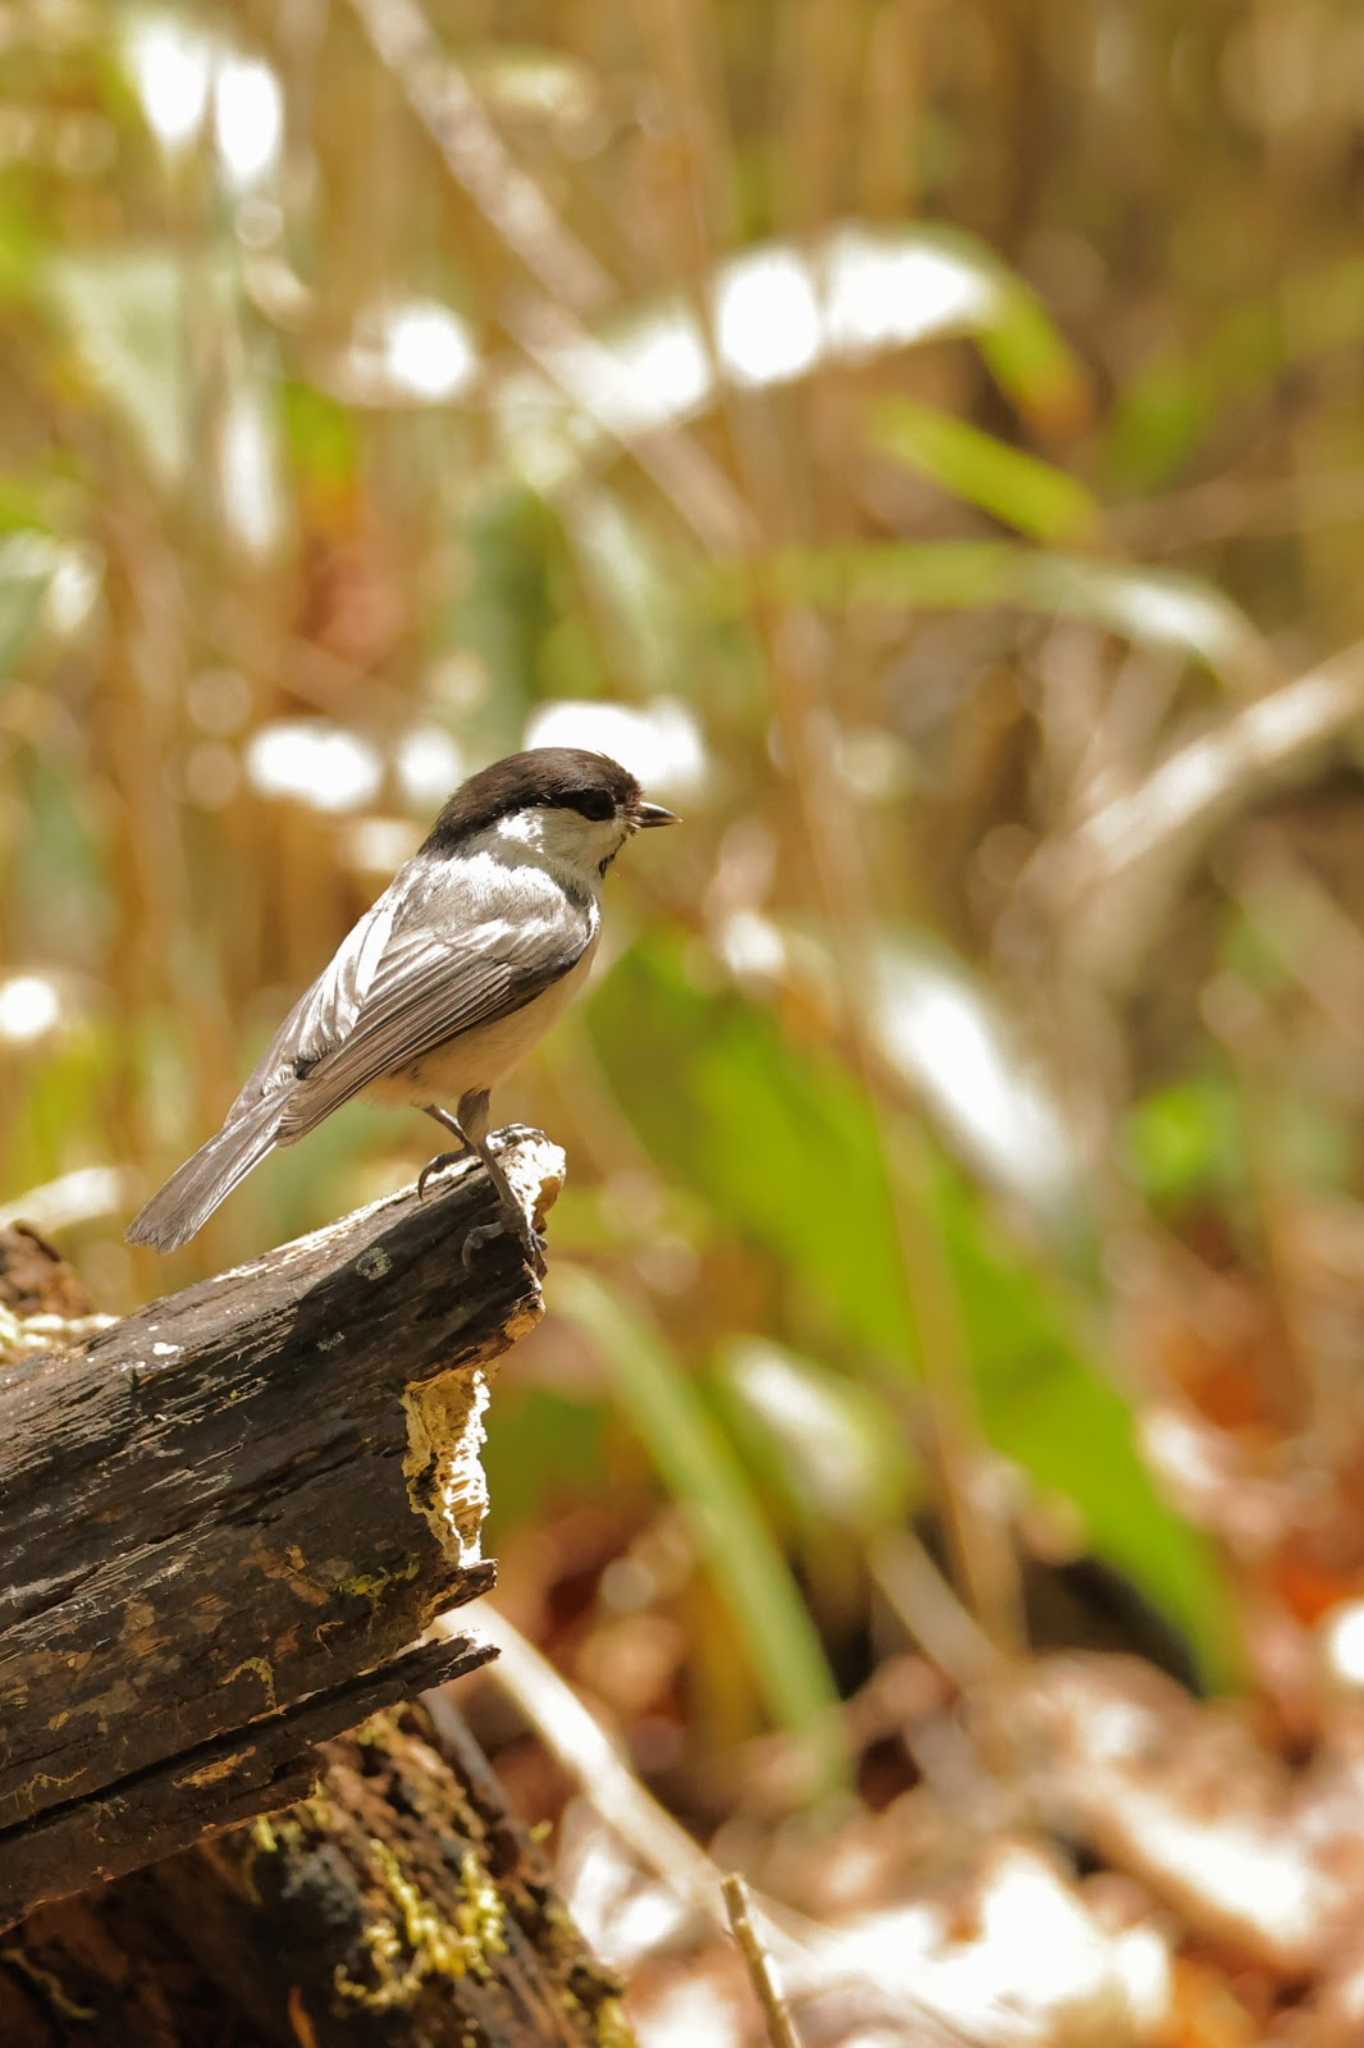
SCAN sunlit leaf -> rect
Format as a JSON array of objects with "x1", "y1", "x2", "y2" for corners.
[
  {"x1": 47, "y1": 250, "x2": 200, "y2": 483},
  {"x1": 873, "y1": 935, "x2": 1078, "y2": 1216},
  {"x1": 747, "y1": 541, "x2": 1270, "y2": 685},
  {"x1": 494, "y1": 222, "x2": 1095, "y2": 486},
  {"x1": 976, "y1": 269, "x2": 1094, "y2": 438},
  {"x1": 716, "y1": 1338, "x2": 920, "y2": 1533},
  {"x1": 552, "y1": 1264, "x2": 847, "y2": 1788},
  {"x1": 871, "y1": 397, "x2": 1099, "y2": 542},
  {"x1": 590, "y1": 938, "x2": 1237, "y2": 1681}
]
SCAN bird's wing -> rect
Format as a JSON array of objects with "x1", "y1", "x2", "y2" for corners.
[
  {"x1": 230, "y1": 860, "x2": 595, "y2": 1139},
  {"x1": 226, "y1": 886, "x2": 402, "y2": 1119}
]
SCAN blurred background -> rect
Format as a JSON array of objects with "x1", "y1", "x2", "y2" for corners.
[{"x1": 9, "y1": 0, "x2": 1364, "y2": 2039}]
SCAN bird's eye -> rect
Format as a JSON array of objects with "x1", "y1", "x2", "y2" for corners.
[{"x1": 565, "y1": 788, "x2": 615, "y2": 822}]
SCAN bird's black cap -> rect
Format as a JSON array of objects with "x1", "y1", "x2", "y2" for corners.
[{"x1": 422, "y1": 747, "x2": 644, "y2": 852}]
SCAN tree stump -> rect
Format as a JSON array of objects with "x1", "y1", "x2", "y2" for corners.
[
  {"x1": 1, "y1": 1691, "x2": 632, "y2": 2047},
  {"x1": 0, "y1": 1133, "x2": 562, "y2": 1926}
]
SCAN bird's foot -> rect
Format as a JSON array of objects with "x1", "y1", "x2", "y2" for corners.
[
  {"x1": 418, "y1": 1149, "x2": 464, "y2": 1199},
  {"x1": 460, "y1": 1204, "x2": 547, "y2": 1279}
]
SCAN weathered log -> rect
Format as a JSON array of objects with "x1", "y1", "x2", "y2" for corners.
[
  {"x1": 1, "y1": 1691, "x2": 634, "y2": 2047},
  {"x1": 0, "y1": 1130, "x2": 564, "y2": 1929}
]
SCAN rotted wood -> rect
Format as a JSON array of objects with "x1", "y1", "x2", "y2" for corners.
[
  {"x1": 0, "y1": 1130, "x2": 565, "y2": 1930},
  {"x1": 1, "y1": 1692, "x2": 633, "y2": 2047}
]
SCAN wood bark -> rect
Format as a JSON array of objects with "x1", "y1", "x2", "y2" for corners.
[
  {"x1": 1, "y1": 1691, "x2": 633, "y2": 2047},
  {"x1": 0, "y1": 1131, "x2": 565, "y2": 1930}
]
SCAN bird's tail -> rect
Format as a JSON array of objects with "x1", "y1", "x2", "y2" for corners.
[{"x1": 126, "y1": 1093, "x2": 284, "y2": 1252}]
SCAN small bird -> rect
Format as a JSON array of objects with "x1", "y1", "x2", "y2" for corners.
[{"x1": 127, "y1": 747, "x2": 678, "y2": 1263}]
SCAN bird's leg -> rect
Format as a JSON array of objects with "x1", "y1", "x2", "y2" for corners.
[
  {"x1": 457, "y1": 1088, "x2": 547, "y2": 1278},
  {"x1": 419, "y1": 1092, "x2": 546, "y2": 1278},
  {"x1": 416, "y1": 1104, "x2": 468, "y2": 1198}
]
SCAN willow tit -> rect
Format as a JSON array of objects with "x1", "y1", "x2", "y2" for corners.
[{"x1": 127, "y1": 747, "x2": 678, "y2": 1265}]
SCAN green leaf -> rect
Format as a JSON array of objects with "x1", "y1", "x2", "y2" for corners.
[
  {"x1": 552, "y1": 1265, "x2": 847, "y2": 1788},
  {"x1": 870, "y1": 397, "x2": 1099, "y2": 542},
  {"x1": 491, "y1": 223, "x2": 1095, "y2": 485},
  {"x1": 590, "y1": 938, "x2": 1238, "y2": 1683},
  {"x1": 973, "y1": 268, "x2": 1093, "y2": 438},
  {"x1": 743, "y1": 540, "x2": 1269, "y2": 685},
  {"x1": 46, "y1": 249, "x2": 200, "y2": 483},
  {"x1": 716, "y1": 1338, "x2": 920, "y2": 1534},
  {"x1": 280, "y1": 381, "x2": 359, "y2": 491},
  {"x1": 1123, "y1": 1074, "x2": 1246, "y2": 1214}
]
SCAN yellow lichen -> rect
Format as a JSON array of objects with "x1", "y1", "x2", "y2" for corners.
[
  {"x1": 0, "y1": 1947, "x2": 95, "y2": 2021},
  {"x1": 335, "y1": 1556, "x2": 422, "y2": 1602},
  {"x1": 222, "y1": 1655, "x2": 278, "y2": 1711},
  {"x1": 594, "y1": 1997, "x2": 636, "y2": 2048},
  {"x1": 455, "y1": 1850, "x2": 507, "y2": 1960},
  {"x1": 333, "y1": 1837, "x2": 508, "y2": 2010},
  {"x1": 301, "y1": 1790, "x2": 334, "y2": 1829},
  {"x1": 251, "y1": 1811, "x2": 305, "y2": 1858}
]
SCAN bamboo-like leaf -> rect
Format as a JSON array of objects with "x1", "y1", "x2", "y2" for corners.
[
  {"x1": 748, "y1": 540, "x2": 1270, "y2": 686},
  {"x1": 552, "y1": 1265, "x2": 847, "y2": 1789},
  {"x1": 871, "y1": 398, "x2": 1100, "y2": 542},
  {"x1": 493, "y1": 222, "x2": 1095, "y2": 484},
  {"x1": 717, "y1": 1338, "x2": 920, "y2": 1534},
  {"x1": 47, "y1": 251, "x2": 200, "y2": 483},
  {"x1": 589, "y1": 940, "x2": 1239, "y2": 1684}
]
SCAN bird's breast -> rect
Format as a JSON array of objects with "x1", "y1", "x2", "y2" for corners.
[{"x1": 370, "y1": 932, "x2": 599, "y2": 1110}]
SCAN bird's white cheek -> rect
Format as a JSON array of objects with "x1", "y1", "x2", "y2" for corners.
[{"x1": 489, "y1": 806, "x2": 625, "y2": 884}]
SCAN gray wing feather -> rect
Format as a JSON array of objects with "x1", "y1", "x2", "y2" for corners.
[
  {"x1": 226, "y1": 891, "x2": 400, "y2": 1118},
  {"x1": 229, "y1": 857, "x2": 593, "y2": 1140},
  {"x1": 279, "y1": 922, "x2": 584, "y2": 1136}
]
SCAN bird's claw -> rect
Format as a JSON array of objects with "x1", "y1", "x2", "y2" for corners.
[
  {"x1": 459, "y1": 1208, "x2": 547, "y2": 1279},
  {"x1": 418, "y1": 1149, "x2": 463, "y2": 1200},
  {"x1": 460, "y1": 1219, "x2": 502, "y2": 1268}
]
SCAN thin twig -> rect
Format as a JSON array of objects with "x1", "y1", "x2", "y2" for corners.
[
  {"x1": 444, "y1": 1600, "x2": 741, "y2": 1926},
  {"x1": 349, "y1": 0, "x2": 610, "y2": 316},
  {"x1": 1070, "y1": 636, "x2": 1364, "y2": 886},
  {"x1": 870, "y1": 1531, "x2": 1002, "y2": 1690},
  {"x1": 723, "y1": 1872, "x2": 803, "y2": 2048},
  {"x1": 345, "y1": 0, "x2": 748, "y2": 552},
  {"x1": 447, "y1": 1604, "x2": 967, "y2": 2044},
  {"x1": 0, "y1": 1165, "x2": 134, "y2": 1235}
]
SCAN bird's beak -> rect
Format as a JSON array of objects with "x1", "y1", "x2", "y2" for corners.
[{"x1": 633, "y1": 799, "x2": 681, "y2": 829}]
